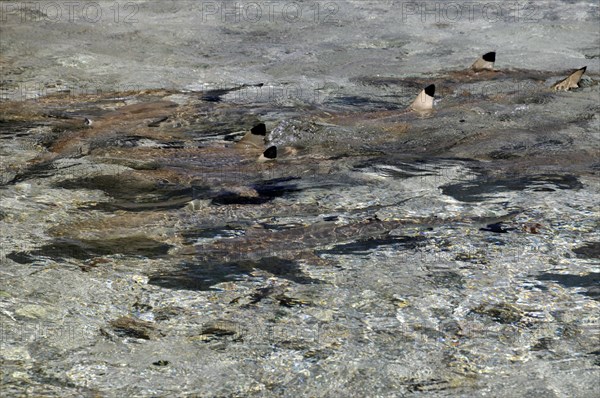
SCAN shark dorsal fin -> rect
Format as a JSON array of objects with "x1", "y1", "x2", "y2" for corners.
[
  {"x1": 409, "y1": 84, "x2": 435, "y2": 113},
  {"x1": 471, "y1": 52, "x2": 496, "y2": 71},
  {"x1": 250, "y1": 123, "x2": 267, "y2": 136},
  {"x1": 235, "y1": 123, "x2": 267, "y2": 149},
  {"x1": 552, "y1": 66, "x2": 587, "y2": 91},
  {"x1": 258, "y1": 146, "x2": 277, "y2": 162}
]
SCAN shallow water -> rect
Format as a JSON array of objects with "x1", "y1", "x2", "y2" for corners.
[{"x1": 1, "y1": 1, "x2": 599, "y2": 397}]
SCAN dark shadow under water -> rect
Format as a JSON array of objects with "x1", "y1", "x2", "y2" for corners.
[{"x1": 148, "y1": 256, "x2": 321, "y2": 291}]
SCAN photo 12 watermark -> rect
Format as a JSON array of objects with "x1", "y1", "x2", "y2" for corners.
[
  {"x1": 198, "y1": 1, "x2": 340, "y2": 24},
  {"x1": 399, "y1": 1, "x2": 541, "y2": 23},
  {"x1": 0, "y1": 1, "x2": 139, "y2": 23},
  {"x1": 196, "y1": 81, "x2": 338, "y2": 105},
  {"x1": 1, "y1": 321, "x2": 78, "y2": 343},
  {"x1": 0, "y1": 82, "x2": 143, "y2": 101}
]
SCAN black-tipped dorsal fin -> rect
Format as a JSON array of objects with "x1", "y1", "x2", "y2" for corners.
[
  {"x1": 263, "y1": 146, "x2": 277, "y2": 159},
  {"x1": 235, "y1": 123, "x2": 267, "y2": 149},
  {"x1": 424, "y1": 84, "x2": 435, "y2": 97},
  {"x1": 482, "y1": 52, "x2": 496, "y2": 62},
  {"x1": 258, "y1": 146, "x2": 277, "y2": 162},
  {"x1": 409, "y1": 84, "x2": 435, "y2": 113},
  {"x1": 552, "y1": 66, "x2": 587, "y2": 91},
  {"x1": 250, "y1": 123, "x2": 267, "y2": 136},
  {"x1": 471, "y1": 52, "x2": 496, "y2": 71}
]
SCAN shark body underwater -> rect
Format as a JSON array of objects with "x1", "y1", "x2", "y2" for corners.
[{"x1": 1, "y1": 53, "x2": 596, "y2": 277}]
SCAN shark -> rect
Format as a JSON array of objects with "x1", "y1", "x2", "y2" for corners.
[{"x1": 3, "y1": 54, "x2": 596, "y2": 276}]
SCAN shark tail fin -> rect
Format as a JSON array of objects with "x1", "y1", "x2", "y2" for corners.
[{"x1": 552, "y1": 66, "x2": 587, "y2": 91}]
